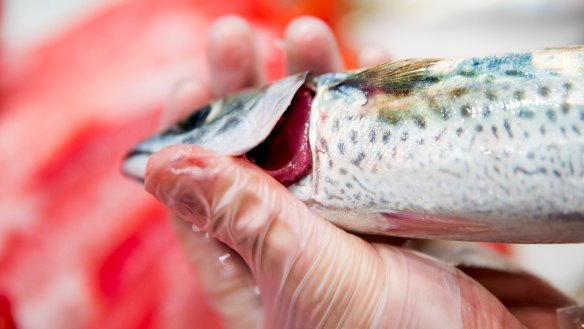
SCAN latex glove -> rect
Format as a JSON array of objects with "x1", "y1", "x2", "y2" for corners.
[{"x1": 146, "y1": 16, "x2": 548, "y2": 329}]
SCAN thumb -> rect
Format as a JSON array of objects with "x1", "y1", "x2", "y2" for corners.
[{"x1": 145, "y1": 145, "x2": 388, "y2": 328}]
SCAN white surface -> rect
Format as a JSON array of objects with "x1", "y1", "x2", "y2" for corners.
[
  {"x1": 3, "y1": 0, "x2": 116, "y2": 52},
  {"x1": 344, "y1": 0, "x2": 584, "y2": 59},
  {"x1": 515, "y1": 244, "x2": 584, "y2": 303}
]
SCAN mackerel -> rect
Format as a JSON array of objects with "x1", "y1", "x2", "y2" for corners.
[{"x1": 124, "y1": 46, "x2": 584, "y2": 243}]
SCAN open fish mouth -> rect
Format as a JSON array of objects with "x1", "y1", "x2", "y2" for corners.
[
  {"x1": 123, "y1": 72, "x2": 314, "y2": 186},
  {"x1": 243, "y1": 85, "x2": 314, "y2": 185}
]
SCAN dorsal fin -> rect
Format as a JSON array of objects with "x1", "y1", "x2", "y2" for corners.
[{"x1": 337, "y1": 58, "x2": 441, "y2": 96}]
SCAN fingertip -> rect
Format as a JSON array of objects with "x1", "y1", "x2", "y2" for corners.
[
  {"x1": 285, "y1": 16, "x2": 343, "y2": 74},
  {"x1": 208, "y1": 15, "x2": 253, "y2": 46},
  {"x1": 357, "y1": 46, "x2": 391, "y2": 68},
  {"x1": 144, "y1": 145, "x2": 215, "y2": 195},
  {"x1": 208, "y1": 15, "x2": 263, "y2": 96},
  {"x1": 163, "y1": 78, "x2": 212, "y2": 128}
]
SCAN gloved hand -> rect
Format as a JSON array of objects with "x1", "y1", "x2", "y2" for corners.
[{"x1": 145, "y1": 16, "x2": 555, "y2": 329}]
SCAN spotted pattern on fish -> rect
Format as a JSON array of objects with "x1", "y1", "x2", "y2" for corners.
[
  {"x1": 125, "y1": 46, "x2": 584, "y2": 242},
  {"x1": 291, "y1": 46, "x2": 584, "y2": 242}
]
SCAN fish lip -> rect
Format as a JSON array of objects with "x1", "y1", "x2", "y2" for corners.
[{"x1": 122, "y1": 150, "x2": 151, "y2": 182}]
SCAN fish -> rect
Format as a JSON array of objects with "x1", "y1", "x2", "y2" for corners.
[{"x1": 124, "y1": 46, "x2": 584, "y2": 243}]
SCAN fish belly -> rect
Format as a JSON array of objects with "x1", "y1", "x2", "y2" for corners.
[{"x1": 298, "y1": 47, "x2": 584, "y2": 243}]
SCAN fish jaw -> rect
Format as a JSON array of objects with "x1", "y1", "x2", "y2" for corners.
[{"x1": 122, "y1": 72, "x2": 309, "y2": 180}]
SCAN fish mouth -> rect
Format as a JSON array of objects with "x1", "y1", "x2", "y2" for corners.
[
  {"x1": 244, "y1": 85, "x2": 314, "y2": 186},
  {"x1": 123, "y1": 79, "x2": 314, "y2": 187},
  {"x1": 122, "y1": 149, "x2": 152, "y2": 182}
]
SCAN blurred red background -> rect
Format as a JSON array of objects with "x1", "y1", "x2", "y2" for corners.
[{"x1": 0, "y1": 1, "x2": 352, "y2": 328}]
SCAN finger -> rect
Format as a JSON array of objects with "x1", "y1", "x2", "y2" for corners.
[
  {"x1": 379, "y1": 247, "x2": 526, "y2": 329},
  {"x1": 357, "y1": 46, "x2": 391, "y2": 68},
  {"x1": 144, "y1": 145, "x2": 381, "y2": 327},
  {"x1": 146, "y1": 145, "x2": 527, "y2": 328},
  {"x1": 163, "y1": 80, "x2": 262, "y2": 329},
  {"x1": 284, "y1": 16, "x2": 344, "y2": 75},
  {"x1": 161, "y1": 78, "x2": 212, "y2": 128},
  {"x1": 171, "y1": 216, "x2": 262, "y2": 329},
  {"x1": 207, "y1": 16, "x2": 263, "y2": 97}
]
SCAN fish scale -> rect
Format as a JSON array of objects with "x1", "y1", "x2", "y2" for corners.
[
  {"x1": 292, "y1": 46, "x2": 584, "y2": 242},
  {"x1": 125, "y1": 46, "x2": 584, "y2": 243}
]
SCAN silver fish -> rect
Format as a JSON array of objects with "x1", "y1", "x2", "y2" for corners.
[{"x1": 124, "y1": 46, "x2": 584, "y2": 243}]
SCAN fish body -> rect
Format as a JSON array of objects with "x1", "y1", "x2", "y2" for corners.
[{"x1": 124, "y1": 46, "x2": 584, "y2": 243}]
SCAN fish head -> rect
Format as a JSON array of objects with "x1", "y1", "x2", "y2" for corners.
[{"x1": 123, "y1": 72, "x2": 315, "y2": 186}]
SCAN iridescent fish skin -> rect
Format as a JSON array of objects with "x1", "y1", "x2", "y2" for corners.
[
  {"x1": 125, "y1": 46, "x2": 584, "y2": 243},
  {"x1": 293, "y1": 46, "x2": 584, "y2": 242}
]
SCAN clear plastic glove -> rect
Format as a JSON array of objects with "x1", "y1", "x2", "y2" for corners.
[{"x1": 145, "y1": 16, "x2": 570, "y2": 329}]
